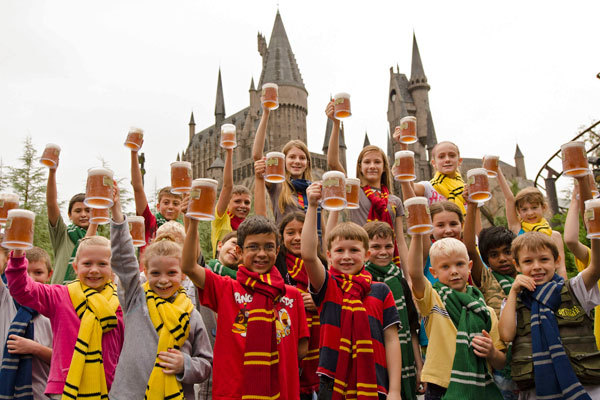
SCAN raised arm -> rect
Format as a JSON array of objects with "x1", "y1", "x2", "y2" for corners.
[
  {"x1": 408, "y1": 234, "x2": 426, "y2": 298},
  {"x1": 182, "y1": 218, "x2": 206, "y2": 289},
  {"x1": 46, "y1": 168, "x2": 60, "y2": 226},
  {"x1": 301, "y1": 182, "x2": 326, "y2": 291},
  {"x1": 394, "y1": 216, "x2": 410, "y2": 284},
  {"x1": 253, "y1": 158, "x2": 267, "y2": 217},
  {"x1": 497, "y1": 166, "x2": 520, "y2": 234},
  {"x1": 551, "y1": 232, "x2": 567, "y2": 279},
  {"x1": 252, "y1": 108, "x2": 271, "y2": 161},
  {"x1": 582, "y1": 237, "x2": 600, "y2": 292},
  {"x1": 464, "y1": 190, "x2": 485, "y2": 287},
  {"x1": 215, "y1": 148, "x2": 234, "y2": 217},
  {"x1": 325, "y1": 101, "x2": 345, "y2": 174},
  {"x1": 564, "y1": 183, "x2": 590, "y2": 265},
  {"x1": 131, "y1": 149, "x2": 149, "y2": 216}
]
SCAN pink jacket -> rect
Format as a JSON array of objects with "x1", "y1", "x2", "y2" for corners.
[{"x1": 5, "y1": 255, "x2": 124, "y2": 395}]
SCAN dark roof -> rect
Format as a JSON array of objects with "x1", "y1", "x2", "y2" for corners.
[
  {"x1": 393, "y1": 72, "x2": 414, "y2": 117},
  {"x1": 410, "y1": 33, "x2": 427, "y2": 82},
  {"x1": 249, "y1": 77, "x2": 255, "y2": 91},
  {"x1": 215, "y1": 68, "x2": 225, "y2": 117},
  {"x1": 363, "y1": 132, "x2": 370, "y2": 147},
  {"x1": 515, "y1": 144, "x2": 524, "y2": 158},
  {"x1": 189, "y1": 111, "x2": 195, "y2": 125},
  {"x1": 208, "y1": 156, "x2": 224, "y2": 170}
]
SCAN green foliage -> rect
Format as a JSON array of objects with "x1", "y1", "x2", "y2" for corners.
[
  {"x1": 493, "y1": 215, "x2": 508, "y2": 228},
  {"x1": 197, "y1": 221, "x2": 213, "y2": 259}
]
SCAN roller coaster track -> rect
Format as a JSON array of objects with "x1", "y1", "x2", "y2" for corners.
[{"x1": 534, "y1": 120, "x2": 600, "y2": 214}]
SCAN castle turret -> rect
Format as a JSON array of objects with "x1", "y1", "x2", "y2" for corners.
[
  {"x1": 363, "y1": 131, "x2": 370, "y2": 147},
  {"x1": 188, "y1": 111, "x2": 195, "y2": 142},
  {"x1": 515, "y1": 144, "x2": 526, "y2": 178},
  {"x1": 215, "y1": 68, "x2": 225, "y2": 129}
]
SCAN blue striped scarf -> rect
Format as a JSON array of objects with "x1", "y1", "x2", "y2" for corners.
[{"x1": 520, "y1": 274, "x2": 592, "y2": 400}]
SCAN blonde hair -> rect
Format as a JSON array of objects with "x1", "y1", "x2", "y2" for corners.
[
  {"x1": 514, "y1": 187, "x2": 547, "y2": 210},
  {"x1": 355, "y1": 145, "x2": 393, "y2": 192},
  {"x1": 156, "y1": 221, "x2": 185, "y2": 245},
  {"x1": 430, "y1": 201, "x2": 464, "y2": 224},
  {"x1": 429, "y1": 237, "x2": 468, "y2": 267},
  {"x1": 278, "y1": 140, "x2": 314, "y2": 214},
  {"x1": 431, "y1": 141, "x2": 460, "y2": 159},
  {"x1": 326, "y1": 222, "x2": 369, "y2": 252},
  {"x1": 143, "y1": 233, "x2": 182, "y2": 271},
  {"x1": 74, "y1": 236, "x2": 111, "y2": 263},
  {"x1": 512, "y1": 231, "x2": 558, "y2": 265},
  {"x1": 158, "y1": 187, "x2": 183, "y2": 202}
]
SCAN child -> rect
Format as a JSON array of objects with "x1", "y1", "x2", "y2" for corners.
[
  {"x1": 499, "y1": 232, "x2": 600, "y2": 399},
  {"x1": 408, "y1": 233, "x2": 505, "y2": 398},
  {"x1": 497, "y1": 166, "x2": 567, "y2": 278},
  {"x1": 302, "y1": 182, "x2": 402, "y2": 400},
  {"x1": 205, "y1": 232, "x2": 241, "y2": 279},
  {"x1": 364, "y1": 221, "x2": 423, "y2": 400},
  {"x1": 182, "y1": 215, "x2": 309, "y2": 400},
  {"x1": 108, "y1": 194, "x2": 212, "y2": 399},
  {"x1": 0, "y1": 247, "x2": 53, "y2": 400},
  {"x1": 6, "y1": 189, "x2": 125, "y2": 399}
]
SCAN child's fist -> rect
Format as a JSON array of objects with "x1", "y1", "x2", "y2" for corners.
[
  {"x1": 158, "y1": 348, "x2": 184, "y2": 375},
  {"x1": 254, "y1": 158, "x2": 266, "y2": 178},
  {"x1": 511, "y1": 274, "x2": 536, "y2": 294},
  {"x1": 306, "y1": 182, "x2": 322, "y2": 206},
  {"x1": 471, "y1": 330, "x2": 494, "y2": 359},
  {"x1": 325, "y1": 100, "x2": 335, "y2": 121}
]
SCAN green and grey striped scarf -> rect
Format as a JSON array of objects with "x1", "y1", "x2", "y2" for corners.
[{"x1": 207, "y1": 258, "x2": 237, "y2": 279}]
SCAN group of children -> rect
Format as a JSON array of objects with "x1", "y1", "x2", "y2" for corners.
[{"x1": 1, "y1": 97, "x2": 599, "y2": 400}]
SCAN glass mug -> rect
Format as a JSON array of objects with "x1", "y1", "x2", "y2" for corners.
[
  {"x1": 404, "y1": 197, "x2": 433, "y2": 235},
  {"x1": 265, "y1": 152, "x2": 286, "y2": 183},
  {"x1": 220, "y1": 124, "x2": 237, "y2": 149},
  {"x1": 333, "y1": 92, "x2": 351, "y2": 119},
  {"x1": 466, "y1": 168, "x2": 491, "y2": 203},
  {"x1": 2, "y1": 209, "x2": 35, "y2": 250},
  {"x1": 187, "y1": 178, "x2": 218, "y2": 221},
  {"x1": 262, "y1": 83, "x2": 279, "y2": 110},
  {"x1": 84, "y1": 167, "x2": 114, "y2": 209},
  {"x1": 124, "y1": 127, "x2": 144, "y2": 151},
  {"x1": 128, "y1": 216, "x2": 146, "y2": 247},
  {"x1": 0, "y1": 193, "x2": 20, "y2": 224},
  {"x1": 393, "y1": 150, "x2": 416, "y2": 182},
  {"x1": 321, "y1": 171, "x2": 347, "y2": 211},
  {"x1": 398, "y1": 116, "x2": 417, "y2": 144},
  {"x1": 40, "y1": 143, "x2": 61, "y2": 168},
  {"x1": 171, "y1": 161, "x2": 193, "y2": 194},
  {"x1": 345, "y1": 178, "x2": 361, "y2": 210},
  {"x1": 561, "y1": 141, "x2": 589, "y2": 178}
]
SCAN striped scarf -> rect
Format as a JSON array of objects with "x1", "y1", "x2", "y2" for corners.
[
  {"x1": 365, "y1": 261, "x2": 417, "y2": 400},
  {"x1": 236, "y1": 265, "x2": 285, "y2": 400},
  {"x1": 66, "y1": 224, "x2": 87, "y2": 283},
  {"x1": 226, "y1": 210, "x2": 245, "y2": 231},
  {"x1": 330, "y1": 267, "x2": 378, "y2": 400},
  {"x1": 520, "y1": 218, "x2": 553, "y2": 236},
  {"x1": 491, "y1": 271, "x2": 515, "y2": 296},
  {"x1": 207, "y1": 258, "x2": 237, "y2": 279},
  {"x1": 0, "y1": 277, "x2": 38, "y2": 400},
  {"x1": 520, "y1": 275, "x2": 591, "y2": 400},
  {"x1": 433, "y1": 283, "x2": 502, "y2": 400},
  {"x1": 144, "y1": 282, "x2": 193, "y2": 400},
  {"x1": 362, "y1": 185, "x2": 401, "y2": 266},
  {"x1": 154, "y1": 213, "x2": 184, "y2": 228},
  {"x1": 62, "y1": 281, "x2": 119, "y2": 400},
  {"x1": 430, "y1": 172, "x2": 466, "y2": 215}
]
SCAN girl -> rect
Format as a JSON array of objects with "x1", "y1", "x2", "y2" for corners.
[{"x1": 109, "y1": 196, "x2": 212, "y2": 400}]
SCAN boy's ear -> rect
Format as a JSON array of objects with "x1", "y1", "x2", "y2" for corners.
[
  {"x1": 458, "y1": 157, "x2": 463, "y2": 167},
  {"x1": 467, "y1": 259, "x2": 473, "y2": 271},
  {"x1": 326, "y1": 250, "x2": 332, "y2": 266},
  {"x1": 364, "y1": 249, "x2": 371, "y2": 262},
  {"x1": 512, "y1": 258, "x2": 521, "y2": 272},
  {"x1": 235, "y1": 245, "x2": 243, "y2": 258},
  {"x1": 217, "y1": 241, "x2": 223, "y2": 252},
  {"x1": 429, "y1": 266, "x2": 438, "y2": 279}
]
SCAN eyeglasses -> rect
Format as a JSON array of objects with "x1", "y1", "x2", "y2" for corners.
[{"x1": 243, "y1": 243, "x2": 277, "y2": 253}]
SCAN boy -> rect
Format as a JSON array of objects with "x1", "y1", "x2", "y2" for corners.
[
  {"x1": 206, "y1": 231, "x2": 241, "y2": 278},
  {"x1": 211, "y1": 147, "x2": 251, "y2": 257},
  {"x1": 182, "y1": 215, "x2": 309, "y2": 400},
  {"x1": 408, "y1": 233, "x2": 505, "y2": 399},
  {"x1": 302, "y1": 182, "x2": 402, "y2": 400},
  {"x1": 364, "y1": 221, "x2": 423, "y2": 400},
  {"x1": 0, "y1": 247, "x2": 53, "y2": 400},
  {"x1": 499, "y1": 232, "x2": 600, "y2": 398}
]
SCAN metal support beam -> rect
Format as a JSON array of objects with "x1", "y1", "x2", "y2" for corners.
[{"x1": 544, "y1": 175, "x2": 559, "y2": 219}]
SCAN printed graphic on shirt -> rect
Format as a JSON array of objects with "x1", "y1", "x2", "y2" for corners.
[
  {"x1": 276, "y1": 309, "x2": 292, "y2": 343},
  {"x1": 232, "y1": 304, "x2": 250, "y2": 336},
  {"x1": 231, "y1": 292, "x2": 295, "y2": 340}
]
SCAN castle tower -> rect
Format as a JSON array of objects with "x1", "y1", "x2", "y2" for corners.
[
  {"x1": 188, "y1": 111, "x2": 195, "y2": 142},
  {"x1": 363, "y1": 132, "x2": 370, "y2": 147},
  {"x1": 215, "y1": 68, "x2": 226, "y2": 130},
  {"x1": 515, "y1": 144, "x2": 526, "y2": 179}
]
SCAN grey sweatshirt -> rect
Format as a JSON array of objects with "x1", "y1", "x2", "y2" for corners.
[{"x1": 108, "y1": 218, "x2": 213, "y2": 400}]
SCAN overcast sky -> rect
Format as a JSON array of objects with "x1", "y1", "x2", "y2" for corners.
[{"x1": 1, "y1": 1, "x2": 599, "y2": 216}]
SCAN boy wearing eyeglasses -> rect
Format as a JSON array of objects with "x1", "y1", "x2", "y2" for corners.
[{"x1": 182, "y1": 215, "x2": 309, "y2": 400}]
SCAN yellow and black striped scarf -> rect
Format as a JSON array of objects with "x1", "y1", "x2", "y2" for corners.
[
  {"x1": 521, "y1": 218, "x2": 552, "y2": 236},
  {"x1": 430, "y1": 171, "x2": 466, "y2": 215},
  {"x1": 62, "y1": 281, "x2": 119, "y2": 400},
  {"x1": 144, "y1": 282, "x2": 193, "y2": 400}
]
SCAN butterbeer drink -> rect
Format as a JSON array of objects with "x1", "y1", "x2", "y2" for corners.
[
  {"x1": 128, "y1": 216, "x2": 145, "y2": 247},
  {"x1": 40, "y1": 143, "x2": 61, "y2": 168},
  {"x1": 482, "y1": 155, "x2": 500, "y2": 178},
  {"x1": 2, "y1": 209, "x2": 35, "y2": 250},
  {"x1": 393, "y1": 150, "x2": 416, "y2": 182},
  {"x1": 467, "y1": 168, "x2": 491, "y2": 203},
  {"x1": 398, "y1": 116, "x2": 417, "y2": 144},
  {"x1": 84, "y1": 167, "x2": 114, "y2": 209},
  {"x1": 187, "y1": 179, "x2": 218, "y2": 221},
  {"x1": 171, "y1": 161, "x2": 193, "y2": 194},
  {"x1": 584, "y1": 199, "x2": 600, "y2": 239},
  {"x1": 262, "y1": 83, "x2": 279, "y2": 110},
  {"x1": 333, "y1": 93, "x2": 351, "y2": 119},
  {"x1": 90, "y1": 208, "x2": 110, "y2": 225},
  {"x1": 124, "y1": 127, "x2": 144, "y2": 151},
  {"x1": 588, "y1": 172, "x2": 599, "y2": 198},
  {"x1": 220, "y1": 124, "x2": 237, "y2": 149},
  {"x1": 561, "y1": 141, "x2": 589, "y2": 177},
  {"x1": 345, "y1": 178, "x2": 360, "y2": 210},
  {"x1": 321, "y1": 171, "x2": 347, "y2": 211},
  {"x1": 0, "y1": 193, "x2": 19, "y2": 224},
  {"x1": 404, "y1": 197, "x2": 433, "y2": 235},
  {"x1": 265, "y1": 152, "x2": 285, "y2": 183}
]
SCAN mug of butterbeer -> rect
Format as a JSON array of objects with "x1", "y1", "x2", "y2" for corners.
[
  {"x1": 333, "y1": 93, "x2": 351, "y2": 119},
  {"x1": 124, "y1": 127, "x2": 144, "y2": 151},
  {"x1": 398, "y1": 116, "x2": 417, "y2": 144},
  {"x1": 393, "y1": 151, "x2": 416, "y2": 182},
  {"x1": 171, "y1": 161, "x2": 193, "y2": 194},
  {"x1": 265, "y1": 152, "x2": 286, "y2": 183},
  {"x1": 0, "y1": 193, "x2": 19, "y2": 224},
  {"x1": 345, "y1": 178, "x2": 361, "y2": 209},
  {"x1": 561, "y1": 141, "x2": 589, "y2": 177},
  {"x1": 584, "y1": 199, "x2": 600, "y2": 239},
  {"x1": 482, "y1": 155, "x2": 499, "y2": 178},
  {"x1": 40, "y1": 143, "x2": 61, "y2": 168},
  {"x1": 84, "y1": 167, "x2": 114, "y2": 209},
  {"x1": 90, "y1": 208, "x2": 110, "y2": 225},
  {"x1": 220, "y1": 124, "x2": 237, "y2": 149},
  {"x1": 404, "y1": 197, "x2": 433, "y2": 235},
  {"x1": 262, "y1": 83, "x2": 279, "y2": 110},
  {"x1": 466, "y1": 168, "x2": 491, "y2": 203},
  {"x1": 588, "y1": 172, "x2": 599, "y2": 198},
  {"x1": 321, "y1": 171, "x2": 347, "y2": 211},
  {"x1": 2, "y1": 209, "x2": 35, "y2": 250},
  {"x1": 187, "y1": 179, "x2": 218, "y2": 221},
  {"x1": 128, "y1": 216, "x2": 146, "y2": 247}
]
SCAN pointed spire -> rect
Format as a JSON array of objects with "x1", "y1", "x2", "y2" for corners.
[
  {"x1": 215, "y1": 68, "x2": 225, "y2": 118},
  {"x1": 176, "y1": 153, "x2": 180, "y2": 162},
  {"x1": 189, "y1": 111, "x2": 195, "y2": 125},
  {"x1": 410, "y1": 32, "x2": 427, "y2": 83},
  {"x1": 363, "y1": 131, "x2": 370, "y2": 147},
  {"x1": 515, "y1": 144, "x2": 524, "y2": 158},
  {"x1": 249, "y1": 77, "x2": 255, "y2": 91}
]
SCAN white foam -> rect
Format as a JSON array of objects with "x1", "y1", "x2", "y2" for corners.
[
  {"x1": 262, "y1": 83, "x2": 278, "y2": 89},
  {"x1": 44, "y1": 143, "x2": 61, "y2": 150},
  {"x1": 346, "y1": 178, "x2": 360, "y2": 185},
  {"x1": 7, "y1": 209, "x2": 35, "y2": 220},
  {"x1": 484, "y1": 154, "x2": 499, "y2": 160},
  {"x1": 467, "y1": 168, "x2": 488, "y2": 178},
  {"x1": 404, "y1": 196, "x2": 428, "y2": 207},
  {"x1": 585, "y1": 199, "x2": 600, "y2": 209},
  {"x1": 192, "y1": 178, "x2": 218, "y2": 189},
  {"x1": 221, "y1": 124, "x2": 236, "y2": 133},
  {"x1": 322, "y1": 170, "x2": 345, "y2": 180},
  {"x1": 561, "y1": 141, "x2": 585, "y2": 150},
  {"x1": 333, "y1": 92, "x2": 350, "y2": 100},
  {"x1": 87, "y1": 167, "x2": 114, "y2": 177},
  {"x1": 129, "y1": 127, "x2": 143, "y2": 134},
  {"x1": 170, "y1": 161, "x2": 192, "y2": 169},
  {"x1": 0, "y1": 193, "x2": 19, "y2": 202},
  {"x1": 266, "y1": 151, "x2": 285, "y2": 159},
  {"x1": 400, "y1": 116, "x2": 416, "y2": 123},
  {"x1": 395, "y1": 150, "x2": 414, "y2": 159}
]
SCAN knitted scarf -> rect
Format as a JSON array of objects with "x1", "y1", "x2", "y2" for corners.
[
  {"x1": 329, "y1": 267, "x2": 378, "y2": 400},
  {"x1": 154, "y1": 213, "x2": 184, "y2": 228},
  {"x1": 491, "y1": 271, "x2": 515, "y2": 296},
  {"x1": 520, "y1": 218, "x2": 553, "y2": 236},
  {"x1": 432, "y1": 282, "x2": 502, "y2": 400},
  {"x1": 226, "y1": 210, "x2": 245, "y2": 231},
  {"x1": 285, "y1": 253, "x2": 320, "y2": 394},
  {"x1": 62, "y1": 281, "x2": 119, "y2": 400},
  {"x1": 362, "y1": 185, "x2": 401, "y2": 266},
  {"x1": 207, "y1": 258, "x2": 237, "y2": 279},
  {"x1": 365, "y1": 261, "x2": 417, "y2": 400},
  {"x1": 292, "y1": 179, "x2": 322, "y2": 239},
  {"x1": 0, "y1": 275, "x2": 38, "y2": 400},
  {"x1": 520, "y1": 275, "x2": 591, "y2": 400},
  {"x1": 430, "y1": 171, "x2": 466, "y2": 215},
  {"x1": 236, "y1": 265, "x2": 285, "y2": 400},
  {"x1": 66, "y1": 224, "x2": 87, "y2": 282},
  {"x1": 144, "y1": 282, "x2": 193, "y2": 400}
]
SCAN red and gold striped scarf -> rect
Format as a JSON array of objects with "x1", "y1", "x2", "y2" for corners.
[{"x1": 226, "y1": 210, "x2": 245, "y2": 231}]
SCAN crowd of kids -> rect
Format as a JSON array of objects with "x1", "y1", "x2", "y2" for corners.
[{"x1": 1, "y1": 96, "x2": 600, "y2": 400}]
